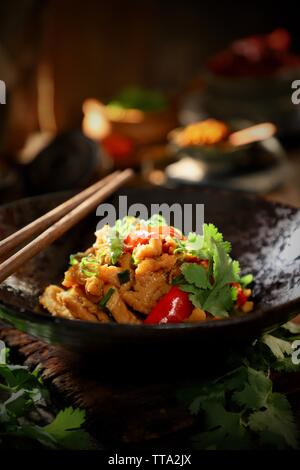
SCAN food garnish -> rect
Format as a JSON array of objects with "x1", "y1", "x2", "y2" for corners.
[{"x1": 40, "y1": 216, "x2": 253, "y2": 324}]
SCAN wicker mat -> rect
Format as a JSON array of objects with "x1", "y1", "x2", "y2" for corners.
[{"x1": 0, "y1": 325, "x2": 194, "y2": 446}]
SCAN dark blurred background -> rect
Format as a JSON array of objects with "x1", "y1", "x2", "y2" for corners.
[{"x1": 0, "y1": 0, "x2": 300, "y2": 204}]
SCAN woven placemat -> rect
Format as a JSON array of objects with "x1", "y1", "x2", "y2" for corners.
[{"x1": 0, "y1": 325, "x2": 194, "y2": 445}]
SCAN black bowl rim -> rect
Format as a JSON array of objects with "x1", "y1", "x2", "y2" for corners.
[{"x1": 0, "y1": 187, "x2": 299, "y2": 337}]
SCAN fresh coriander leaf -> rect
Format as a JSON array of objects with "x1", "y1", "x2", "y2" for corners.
[
  {"x1": 43, "y1": 407, "x2": 92, "y2": 449},
  {"x1": 174, "y1": 232, "x2": 203, "y2": 255},
  {"x1": 189, "y1": 384, "x2": 225, "y2": 415},
  {"x1": 5, "y1": 389, "x2": 34, "y2": 416},
  {"x1": 181, "y1": 263, "x2": 211, "y2": 289},
  {"x1": 44, "y1": 407, "x2": 86, "y2": 435},
  {"x1": 52, "y1": 429, "x2": 92, "y2": 450},
  {"x1": 248, "y1": 393, "x2": 298, "y2": 449},
  {"x1": 222, "y1": 366, "x2": 249, "y2": 391},
  {"x1": 171, "y1": 275, "x2": 185, "y2": 285},
  {"x1": 179, "y1": 284, "x2": 199, "y2": 295},
  {"x1": 188, "y1": 291, "x2": 210, "y2": 310},
  {"x1": 15, "y1": 424, "x2": 58, "y2": 449},
  {"x1": 202, "y1": 224, "x2": 232, "y2": 257},
  {"x1": 262, "y1": 334, "x2": 293, "y2": 360},
  {"x1": 0, "y1": 364, "x2": 41, "y2": 390},
  {"x1": 196, "y1": 402, "x2": 252, "y2": 450},
  {"x1": 272, "y1": 357, "x2": 300, "y2": 373},
  {"x1": 282, "y1": 321, "x2": 300, "y2": 335},
  {"x1": 232, "y1": 368, "x2": 272, "y2": 410},
  {"x1": 202, "y1": 285, "x2": 233, "y2": 318},
  {"x1": 213, "y1": 242, "x2": 240, "y2": 287},
  {"x1": 41, "y1": 407, "x2": 91, "y2": 449}
]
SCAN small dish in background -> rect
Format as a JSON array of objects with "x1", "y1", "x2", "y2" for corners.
[{"x1": 105, "y1": 87, "x2": 178, "y2": 145}]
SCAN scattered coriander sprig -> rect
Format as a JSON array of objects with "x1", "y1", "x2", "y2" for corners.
[
  {"x1": 0, "y1": 341, "x2": 92, "y2": 450},
  {"x1": 178, "y1": 323, "x2": 300, "y2": 450}
]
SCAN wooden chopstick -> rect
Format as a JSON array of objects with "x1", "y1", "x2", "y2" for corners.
[
  {"x1": 0, "y1": 170, "x2": 120, "y2": 258},
  {"x1": 0, "y1": 168, "x2": 134, "y2": 284}
]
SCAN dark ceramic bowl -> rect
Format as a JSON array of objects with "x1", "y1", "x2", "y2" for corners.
[{"x1": 0, "y1": 187, "x2": 299, "y2": 361}]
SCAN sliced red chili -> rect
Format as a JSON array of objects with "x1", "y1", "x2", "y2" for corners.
[{"x1": 144, "y1": 286, "x2": 193, "y2": 324}]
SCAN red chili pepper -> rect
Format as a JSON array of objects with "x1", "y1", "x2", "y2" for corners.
[
  {"x1": 144, "y1": 286, "x2": 193, "y2": 324},
  {"x1": 124, "y1": 225, "x2": 182, "y2": 251},
  {"x1": 237, "y1": 290, "x2": 247, "y2": 307},
  {"x1": 232, "y1": 282, "x2": 247, "y2": 307}
]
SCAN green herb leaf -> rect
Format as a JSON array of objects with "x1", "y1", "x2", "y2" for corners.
[
  {"x1": 181, "y1": 263, "x2": 211, "y2": 289},
  {"x1": 43, "y1": 407, "x2": 91, "y2": 449},
  {"x1": 202, "y1": 285, "x2": 233, "y2": 318},
  {"x1": 118, "y1": 270, "x2": 130, "y2": 284},
  {"x1": 282, "y1": 321, "x2": 300, "y2": 335},
  {"x1": 0, "y1": 340, "x2": 92, "y2": 449},
  {"x1": 262, "y1": 334, "x2": 293, "y2": 360},
  {"x1": 178, "y1": 363, "x2": 299, "y2": 450},
  {"x1": 174, "y1": 232, "x2": 203, "y2": 255},
  {"x1": 107, "y1": 233, "x2": 123, "y2": 265},
  {"x1": 99, "y1": 288, "x2": 115, "y2": 309},
  {"x1": 146, "y1": 214, "x2": 167, "y2": 227},
  {"x1": 240, "y1": 274, "x2": 254, "y2": 287},
  {"x1": 248, "y1": 393, "x2": 298, "y2": 449},
  {"x1": 213, "y1": 241, "x2": 240, "y2": 287},
  {"x1": 176, "y1": 224, "x2": 246, "y2": 318},
  {"x1": 232, "y1": 368, "x2": 272, "y2": 410}
]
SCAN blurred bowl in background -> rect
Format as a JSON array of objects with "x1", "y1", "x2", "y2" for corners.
[
  {"x1": 105, "y1": 87, "x2": 178, "y2": 145},
  {"x1": 109, "y1": 107, "x2": 178, "y2": 145},
  {"x1": 181, "y1": 29, "x2": 300, "y2": 136},
  {"x1": 201, "y1": 69, "x2": 300, "y2": 135},
  {"x1": 168, "y1": 119, "x2": 259, "y2": 174}
]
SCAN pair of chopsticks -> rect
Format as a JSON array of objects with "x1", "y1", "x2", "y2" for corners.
[{"x1": 0, "y1": 169, "x2": 134, "y2": 284}]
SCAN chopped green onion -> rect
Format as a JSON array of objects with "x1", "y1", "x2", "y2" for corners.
[
  {"x1": 79, "y1": 256, "x2": 99, "y2": 277},
  {"x1": 70, "y1": 254, "x2": 79, "y2": 266},
  {"x1": 98, "y1": 288, "x2": 115, "y2": 309},
  {"x1": 240, "y1": 274, "x2": 254, "y2": 287},
  {"x1": 81, "y1": 268, "x2": 96, "y2": 277},
  {"x1": 118, "y1": 270, "x2": 130, "y2": 284}
]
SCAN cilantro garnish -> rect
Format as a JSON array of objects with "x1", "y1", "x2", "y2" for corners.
[
  {"x1": 175, "y1": 224, "x2": 231, "y2": 259},
  {"x1": 146, "y1": 214, "x2": 167, "y2": 227},
  {"x1": 0, "y1": 341, "x2": 92, "y2": 449},
  {"x1": 178, "y1": 322, "x2": 300, "y2": 450},
  {"x1": 176, "y1": 224, "x2": 251, "y2": 318}
]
